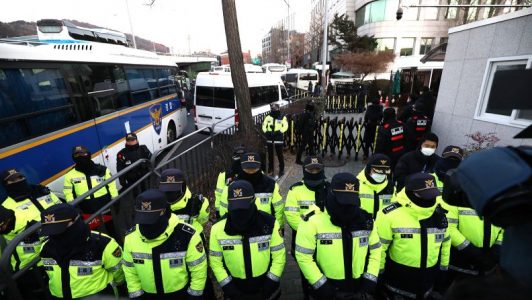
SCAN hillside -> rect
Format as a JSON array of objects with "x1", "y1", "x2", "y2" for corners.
[{"x1": 0, "y1": 19, "x2": 170, "y2": 53}]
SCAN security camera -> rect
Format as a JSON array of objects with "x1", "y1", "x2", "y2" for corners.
[{"x1": 396, "y1": 7, "x2": 403, "y2": 20}]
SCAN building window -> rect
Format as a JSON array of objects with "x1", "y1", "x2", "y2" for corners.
[
  {"x1": 399, "y1": 38, "x2": 415, "y2": 56},
  {"x1": 419, "y1": 38, "x2": 434, "y2": 55},
  {"x1": 476, "y1": 57, "x2": 532, "y2": 127},
  {"x1": 355, "y1": 0, "x2": 400, "y2": 27},
  {"x1": 421, "y1": 0, "x2": 439, "y2": 20},
  {"x1": 376, "y1": 38, "x2": 395, "y2": 52},
  {"x1": 445, "y1": 0, "x2": 459, "y2": 19}
]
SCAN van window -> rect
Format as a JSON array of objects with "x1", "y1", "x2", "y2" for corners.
[
  {"x1": 249, "y1": 85, "x2": 279, "y2": 108},
  {"x1": 196, "y1": 86, "x2": 235, "y2": 109},
  {"x1": 301, "y1": 73, "x2": 318, "y2": 81},
  {"x1": 286, "y1": 73, "x2": 297, "y2": 82}
]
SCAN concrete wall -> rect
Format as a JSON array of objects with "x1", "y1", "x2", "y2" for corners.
[{"x1": 433, "y1": 10, "x2": 532, "y2": 150}]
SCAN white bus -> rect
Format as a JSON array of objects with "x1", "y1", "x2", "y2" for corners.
[
  {"x1": 0, "y1": 19, "x2": 187, "y2": 198},
  {"x1": 285, "y1": 68, "x2": 319, "y2": 90},
  {"x1": 262, "y1": 63, "x2": 287, "y2": 75},
  {"x1": 194, "y1": 72, "x2": 289, "y2": 132}
]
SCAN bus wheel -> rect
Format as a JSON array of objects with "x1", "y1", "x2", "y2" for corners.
[{"x1": 167, "y1": 121, "x2": 177, "y2": 144}]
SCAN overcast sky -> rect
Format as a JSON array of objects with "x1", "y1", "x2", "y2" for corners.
[{"x1": 1, "y1": 0, "x2": 311, "y2": 56}]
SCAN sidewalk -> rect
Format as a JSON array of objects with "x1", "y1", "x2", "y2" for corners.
[{"x1": 277, "y1": 151, "x2": 366, "y2": 299}]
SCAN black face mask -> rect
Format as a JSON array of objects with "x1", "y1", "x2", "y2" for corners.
[
  {"x1": 4, "y1": 180, "x2": 31, "y2": 201},
  {"x1": 435, "y1": 158, "x2": 460, "y2": 182},
  {"x1": 49, "y1": 218, "x2": 89, "y2": 255},
  {"x1": 164, "y1": 190, "x2": 185, "y2": 205},
  {"x1": 239, "y1": 170, "x2": 262, "y2": 186},
  {"x1": 303, "y1": 170, "x2": 325, "y2": 190},
  {"x1": 227, "y1": 205, "x2": 257, "y2": 234},
  {"x1": 74, "y1": 156, "x2": 94, "y2": 172},
  {"x1": 270, "y1": 111, "x2": 280, "y2": 118},
  {"x1": 326, "y1": 192, "x2": 361, "y2": 227},
  {"x1": 406, "y1": 190, "x2": 436, "y2": 208},
  {"x1": 229, "y1": 159, "x2": 242, "y2": 178},
  {"x1": 125, "y1": 143, "x2": 140, "y2": 151},
  {"x1": 139, "y1": 213, "x2": 169, "y2": 240}
]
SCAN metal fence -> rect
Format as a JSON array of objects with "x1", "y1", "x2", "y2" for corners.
[{"x1": 0, "y1": 95, "x2": 310, "y2": 299}]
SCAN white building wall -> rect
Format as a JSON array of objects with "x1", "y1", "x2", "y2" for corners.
[{"x1": 433, "y1": 9, "x2": 532, "y2": 150}]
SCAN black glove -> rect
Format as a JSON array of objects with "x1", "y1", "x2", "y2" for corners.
[
  {"x1": 186, "y1": 293, "x2": 203, "y2": 300},
  {"x1": 262, "y1": 277, "x2": 280, "y2": 299},
  {"x1": 460, "y1": 243, "x2": 483, "y2": 260},
  {"x1": 222, "y1": 282, "x2": 243, "y2": 299},
  {"x1": 315, "y1": 280, "x2": 335, "y2": 299},
  {"x1": 433, "y1": 269, "x2": 448, "y2": 293},
  {"x1": 352, "y1": 292, "x2": 375, "y2": 300},
  {"x1": 360, "y1": 278, "x2": 377, "y2": 295}
]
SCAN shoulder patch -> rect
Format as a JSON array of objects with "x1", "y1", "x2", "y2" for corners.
[
  {"x1": 382, "y1": 202, "x2": 402, "y2": 214},
  {"x1": 289, "y1": 181, "x2": 304, "y2": 190},
  {"x1": 196, "y1": 241, "x2": 204, "y2": 253},
  {"x1": 112, "y1": 247, "x2": 122, "y2": 258}
]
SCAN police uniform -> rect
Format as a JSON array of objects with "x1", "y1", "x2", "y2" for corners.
[
  {"x1": 215, "y1": 146, "x2": 246, "y2": 216},
  {"x1": 64, "y1": 146, "x2": 118, "y2": 214},
  {"x1": 219, "y1": 153, "x2": 285, "y2": 227},
  {"x1": 357, "y1": 155, "x2": 396, "y2": 219},
  {"x1": 122, "y1": 189, "x2": 207, "y2": 299},
  {"x1": 159, "y1": 169, "x2": 209, "y2": 232},
  {"x1": 116, "y1": 133, "x2": 152, "y2": 188},
  {"x1": 375, "y1": 108, "x2": 406, "y2": 168},
  {"x1": 1, "y1": 169, "x2": 62, "y2": 271},
  {"x1": 39, "y1": 204, "x2": 124, "y2": 299},
  {"x1": 376, "y1": 173, "x2": 450, "y2": 299},
  {"x1": 262, "y1": 104, "x2": 289, "y2": 176},
  {"x1": 404, "y1": 107, "x2": 430, "y2": 152},
  {"x1": 295, "y1": 173, "x2": 381, "y2": 298},
  {"x1": 209, "y1": 180, "x2": 286, "y2": 299}
]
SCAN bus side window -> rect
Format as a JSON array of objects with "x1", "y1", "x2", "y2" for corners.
[
  {"x1": 0, "y1": 68, "x2": 77, "y2": 148},
  {"x1": 126, "y1": 68, "x2": 158, "y2": 105},
  {"x1": 82, "y1": 64, "x2": 130, "y2": 117},
  {"x1": 158, "y1": 68, "x2": 177, "y2": 97}
]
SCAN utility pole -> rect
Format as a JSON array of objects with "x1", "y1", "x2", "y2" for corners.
[
  {"x1": 283, "y1": 0, "x2": 291, "y2": 67},
  {"x1": 321, "y1": 0, "x2": 329, "y2": 95},
  {"x1": 124, "y1": 0, "x2": 137, "y2": 49},
  {"x1": 221, "y1": 0, "x2": 253, "y2": 134}
]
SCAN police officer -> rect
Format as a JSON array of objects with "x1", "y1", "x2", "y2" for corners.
[
  {"x1": 362, "y1": 99, "x2": 383, "y2": 161},
  {"x1": 116, "y1": 132, "x2": 152, "y2": 189},
  {"x1": 209, "y1": 180, "x2": 286, "y2": 299},
  {"x1": 159, "y1": 168, "x2": 209, "y2": 232},
  {"x1": 357, "y1": 154, "x2": 395, "y2": 219},
  {"x1": 284, "y1": 156, "x2": 329, "y2": 299},
  {"x1": 376, "y1": 173, "x2": 450, "y2": 299},
  {"x1": 1, "y1": 168, "x2": 61, "y2": 271},
  {"x1": 295, "y1": 173, "x2": 381, "y2": 299},
  {"x1": 436, "y1": 147, "x2": 503, "y2": 280},
  {"x1": 262, "y1": 103, "x2": 289, "y2": 177},
  {"x1": 215, "y1": 145, "x2": 246, "y2": 217},
  {"x1": 374, "y1": 108, "x2": 406, "y2": 168},
  {"x1": 404, "y1": 102, "x2": 431, "y2": 152},
  {"x1": 394, "y1": 133, "x2": 440, "y2": 192},
  {"x1": 296, "y1": 103, "x2": 317, "y2": 165},
  {"x1": 122, "y1": 189, "x2": 207, "y2": 299},
  {"x1": 219, "y1": 152, "x2": 285, "y2": 227},
  {"x1": 64, "y1": 146, "x2": 118, "y2": 215},
  {"x1": 39, "y1": 203, "x2": 124, "y2": 299}
]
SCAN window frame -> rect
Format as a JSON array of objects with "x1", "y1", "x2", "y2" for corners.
[
  {"x1": 475, "y1": 55, "x2": 532, "y2": 128},
  {"x1": 419, "y1": 38, "x2": 434, "y2": 55}
]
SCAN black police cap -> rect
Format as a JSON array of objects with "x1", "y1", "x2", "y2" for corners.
[
  {"x1": 134, "y1": 189, "x2": 168, "y2": 225},
  {"x1": 330, "y1": 172, "x2": 360, "y2": 205},
  {"x1": 405, "y1": 173, "x2": 440, "y2": 200},
  {"x1": 241, "y1": 152, "x2": 261, "y2": 170},
  {"x1": 159, "y1": 169, "x2": 185, "y2": 192},
  {"x1": 40, "y1": 203, "x2": 80, "y2": 236},
  {"x1": 227, "y1": 180, "x2": 255, "y2": 210}
]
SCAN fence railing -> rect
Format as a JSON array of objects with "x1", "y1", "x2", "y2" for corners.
[{"x1": 0, "y1": 95, "x2": 331, "y2": 299}]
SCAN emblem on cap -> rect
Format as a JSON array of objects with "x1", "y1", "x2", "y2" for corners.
[
  {"x1": 44, "y1": 214, "x2": 55, "y2": 223},
  {"x1": 380, "y1": 160, "x2": 387, "y2": 165},
  {"x1": 76, "y1": 146, "x2": 83, "y2": 151},
  {"x1": 345, "y1": 183, "x2": 355, "y2": 191},
  {"x1": 311, "y1": 158, "x2": 319, "y2": 164},
  {"x1": 7, "y1": 169, "x2": 17, "y2": 176},
  {"x1": 141, "y1": 202, "x2": 152, "y2": 211},
  {"x1": 452, "y1": 148, "x2": 460, "y2": 153},
  {"x1": 233, "y1": 188, "x2": 242, "y2": 198},
  {"x1": 248, "y1": 155, "x2": 255, "y2": 162},
  {"x1": 167, "y1": 176, "x2": 175, "y2": 183},
  {"x1": 425, "y1": 179, "x2": 435, "y2": 188}
]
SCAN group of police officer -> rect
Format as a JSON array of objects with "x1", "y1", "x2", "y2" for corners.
[{"x1": 0, "y1": 105, "x2": 503, "y2": 300}]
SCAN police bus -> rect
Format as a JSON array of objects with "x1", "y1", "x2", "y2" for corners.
[{"x1": 0, "y1": 19, "x2": 187, "y2": 198}]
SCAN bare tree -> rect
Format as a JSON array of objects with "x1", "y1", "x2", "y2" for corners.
[
  {"x1": 221, "y1": 0, "x2": 253, "y2": 134},
  {"x1": 306, "y1": 3, "x2": 324, "y2": 64},
  {"x1": 335, "y1": 51, "x2": 395, "y2": 81}
]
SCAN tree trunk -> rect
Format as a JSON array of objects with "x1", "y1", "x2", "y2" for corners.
[{"x1": 221, "y1": 0, "x2": 253, "y2": 135}]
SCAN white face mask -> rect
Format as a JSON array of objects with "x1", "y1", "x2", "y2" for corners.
[
  {"x1": 421, "y1": 147, "x2": 436, "y2": 156},
  {"x1": 370, "y1": 173, "x2": 387, "y2": 183}
]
